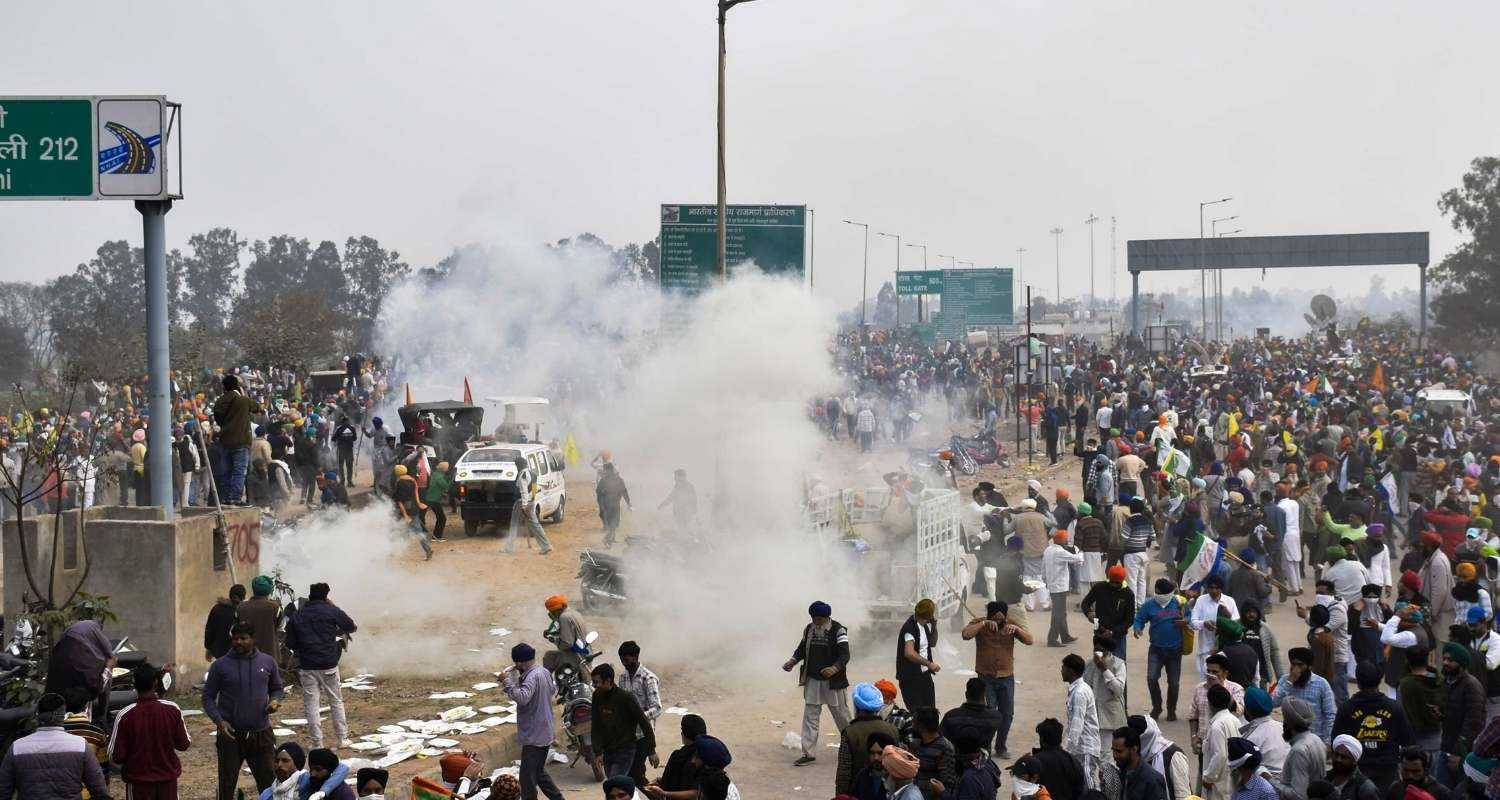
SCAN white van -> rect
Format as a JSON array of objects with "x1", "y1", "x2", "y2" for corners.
[
  {"x1": 1417, "y1": 387, "x2": 1476, "y2": 418},
  {"x1": 455, "y1": 442, "x2": 568, "y2": 536}
]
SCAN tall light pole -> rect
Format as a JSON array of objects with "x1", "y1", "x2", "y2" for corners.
[
  {"x1": 1016, "y1": 246, "x2": 1027, "y2": 314},
  {"x1": 1050, "y1": 227, "x2": 1063, "y2": 305},
  {"x1": 1109, "y1": 216, "x2": 1117, "y2": 310},
  {"x1": 1215, "y1": 226, "x2": 1242, "y2": 340},
  {"x1": 1084, "y1": 214, "x2": 1099, "y2": 310},
  {"x1": 1199, "y1": 196, "x2": 1232, "y2": 339},
  {"x1": 938, "y1": 254, "x2": 957, "y2": 268},
  {"x1": 878, "y1": 231, "x2": 901, "y2": 326},
  {"x1": 906, "y1": 242, "x2": 927, "y2": 321},
  {"x1": 845, "y1": 219, "x2": 869, "y2": 326},
  {"x1": 716, "y1": 0, "x2": 759, "y2": 281}
]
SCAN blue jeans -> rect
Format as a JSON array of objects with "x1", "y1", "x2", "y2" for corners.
[
  {"x1": 980, "y1": 674, "x2": 1014, "y2": 753},
  {"x1": 224, "y1": 446, "x2": 250, "y2": 504}
]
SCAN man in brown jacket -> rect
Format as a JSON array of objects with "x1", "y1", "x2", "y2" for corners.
[
  {"x1": 961, "y1": 600, "x2": 1033, "y2": 758},
  {"x1": 1013, "y1": 499, "x2": 1051, "y2": 612}
]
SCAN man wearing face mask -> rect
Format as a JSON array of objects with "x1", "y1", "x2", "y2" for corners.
[
  {"x1": 1327, "y1": 735, "x2": 1380, "y2": 800},
  {"x1": 1188, "y1": 575, "x2": 1239, "y2": 679},
  {"x1": 1272, "y1": 648, "x2": 1336, "y2": 742},
  {"x1": 1297, "y1": 579, "x2": 1352, "y2": 704},
  {"x1": 355, "y1": 767, "x2": 388, "y2": 798}
]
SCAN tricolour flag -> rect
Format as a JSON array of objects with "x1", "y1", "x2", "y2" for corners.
[
  {"x1": 1378, "y1": 471, "x2": 1400, "y2": 516},
  {"x1": 411, "y1": 776, "x2": 455, "y2": 800},
  {"x1": 1320, "y1": 376, "x2": 1333, "y2": 395},
  {"x1": 1176, "y1": 532, "x2": 1223, "y2": 591},
  {"x1": 1161, "y1": 445, "x2": 1193, "y2": 478}
]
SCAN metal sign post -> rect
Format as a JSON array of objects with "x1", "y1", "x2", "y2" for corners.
[{"x1": 1, "y1": 95, "x2": 182, "y2": 519}]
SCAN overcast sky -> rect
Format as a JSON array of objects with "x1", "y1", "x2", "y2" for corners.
[{"x1": 3, "y1": 2, "x2": 1497, "y2": 309}]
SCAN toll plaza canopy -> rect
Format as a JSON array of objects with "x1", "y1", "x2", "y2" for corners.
[{"x1": 1125, "y1": 231, "x2": 1430, "y2": 337}]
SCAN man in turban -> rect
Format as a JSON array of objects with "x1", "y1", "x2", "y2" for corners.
[
  {"x1": 545, "y1": 595, "x2": 588, "y2": 676},
  {"x1": 783, "y1": 601, "x2": 851, "y2": 766}
]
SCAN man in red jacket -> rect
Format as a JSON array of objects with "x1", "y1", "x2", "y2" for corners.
[
  {"x1": 1424, "y1": 502, "x2": 1472, "y2": 560},
  {"x1": 108, "y1": 664, "x2": 191, "y2": 799}
]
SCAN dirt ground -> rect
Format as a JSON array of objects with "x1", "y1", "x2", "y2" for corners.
[{"x1": 185, "y1": 424, "x2": 1334, "y2": 799}]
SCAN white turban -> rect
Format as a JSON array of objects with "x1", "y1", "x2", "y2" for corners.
[
  {"x1": 1026, "y1": 479, "x2": 1043, "y2": 493},
  {"x1": 1021, "y1": 498, "x2": 1037, "y2": 510},
  {"x1": 1332, "y1": 734, "x2": 1362, "y2": 761}
]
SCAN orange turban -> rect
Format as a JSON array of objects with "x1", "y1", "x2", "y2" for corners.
[
  {"x1": 1053, "y1": 531, "x2": 1069, "y2": 545},
  {"x1": 1457, "y1": 563, "x2": 1477, "y2": 581},
  {"x1": 439, "y1": 753, "x2": 473, "y2": 784},
  {"x1": 1107, "y1": 565, "x2": 1127, "y2": 583},
  {"x1": 874, "y1": 679, "x2": 899, "y2": 703},
  {"x1": 1055, "y1": 487, "x2": 1071, "y2": 501},
  {"x1": 544, "y1": 595, "x2": 568, "y2": 612}
]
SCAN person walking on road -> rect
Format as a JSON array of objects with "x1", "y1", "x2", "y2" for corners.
[
  {"x1": 1044, "y1": 532, "x2": 1084, "y2": 646},
  {"x1": 283, "y1": 582, "x2": 357, "y2": 750},
  {"x1": 331, "y1": 416, "x2": 358, "y2": 487},
  {"x1": 596, "y1": 462, "x2": 632, "y2": 548},
  {"x1": 896, "y1": 599, "x2": 941, "y2": 711},
  {"x1": 589, "y1": 663, "x2": 659, "y2": 780},
  {"x1": 203, "y1": 622, "x2": 284, "y2": 800},
  {"x1": 424, "y1": 461, "x2": 452, "y2": 541},
  {"x1": 502, "y1": 643, "x2": 565, "y2": 800},
  {"x1": 784, "y1": 601, "x2": 852, "y2": 767}
]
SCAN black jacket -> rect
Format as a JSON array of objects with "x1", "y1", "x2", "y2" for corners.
[
  {"x1": 1033, "y1": 746, "x2": 1085, "y2": 800},
  {"x1": 591, "y1": 685, "x2": 656, "y2": 755},
  {"x1": 792, "y1": 620, "x2": 851, "y2": 690},
  {"x1": 1081, "y1": 583, "x2": 1136, "y2": 640},
  {"x1": 283, "y1": 600, "x2": 357, "y2": 671},
  {"x1": 939, "y1": 702, "x2": 1003, "y2": 751},
  {"x1": 1332, "y1": 690, "x2": 1414, "y2": 773},
  {"x1": 896, "y1": 615, "x2": 937, "y2": 682},
  {"x1": 203, "y1": 599, "x2": 237, "y2": 658},
  {"x1": 1221, "y1": 641, "x2": 1262, "y2": 689},
  {"x1": 332, "y1": 423, "x2": 358, "y2": 450}
]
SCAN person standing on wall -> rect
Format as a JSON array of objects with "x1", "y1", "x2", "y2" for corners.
[{"x1": 212, "y1": 374, "x2": 260, "y2": 506}]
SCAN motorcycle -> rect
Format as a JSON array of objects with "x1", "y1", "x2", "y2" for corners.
[
  {"x1": 542, "y1": 631, "x2": 603, "y2": 782},
  {"x1": 577, "y1": 536, "x2": 668, "y2": 613},
  {"x1": 951, "y1": 431, "x2": 1007, "y2": 468}
]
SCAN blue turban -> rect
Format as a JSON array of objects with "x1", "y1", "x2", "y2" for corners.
[
  {"x1": 808, "y1": 601, "x2": 832, "y2": 618},
  {"x1": 1239, "y1": 548, "x2": 1259, "y2": 563},
  {"x1": 1243, "y1": 686, "x2": 1273, "y2": 717},
  {"x1": 852, "y1": 682, "x2": 883, "y2": 713},
  {"x1": 694, "y1": 735, "x2": 732, "y2": 769},
  {"x1": 1469, "y1": 606, "x2": 1489, "y2": 625}
]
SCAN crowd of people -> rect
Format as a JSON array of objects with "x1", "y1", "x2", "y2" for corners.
[
  {"x1": 780, "y1": 319, "x2": 1500, "y2": 800},
  {"x1": 0, "y1": 354, "x2": 395, "y2": 516}
]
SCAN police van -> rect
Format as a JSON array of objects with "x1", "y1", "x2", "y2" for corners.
[{"x1": 454, "y1": 442, "x2": 567, "y2": 536}]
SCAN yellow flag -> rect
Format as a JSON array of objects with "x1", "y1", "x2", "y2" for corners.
[
  {"x1": 1372, "y1": 428, "x2": 1384, "y2": 452},
  {"x1": 1227, "y1": 412, "x2": 1240, "y2": 438},
  {"x1": 563, "y1": 432, "x2": 580, "y2": 466}
]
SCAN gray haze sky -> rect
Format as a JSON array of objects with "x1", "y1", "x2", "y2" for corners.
[{"x1": 2, "y1": 2, "x2": 1497, "y2": 309}]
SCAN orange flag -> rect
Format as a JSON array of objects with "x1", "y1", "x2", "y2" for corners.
[
  {"x1": 1302, "y1": 376, "x2": 1319, "y2": 394},
  {"x1": 1370, "y1": 362, "x2": 1387, "y2": 392},
  {"x1": 463, "y1": 377, "x2": 473, "y2": 404},
  {"x1": 404, "y1": 382, "x2": 413, "y2": 406}
]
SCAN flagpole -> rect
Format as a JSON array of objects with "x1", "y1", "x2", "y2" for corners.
[{"x1": 1220, "y1": 547, "x2": 1295, "y2": 595}]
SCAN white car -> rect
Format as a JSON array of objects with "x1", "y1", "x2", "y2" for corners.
[
  {"x1": 1188, "y1": 364, "x2": 1229, "y2": 380},
  {"x1": 455, "y1": 443, "x2": 567, "y2": 536},
  {"x1": 1417, "y1": 387, "x2": 1476, "y2": 418}
]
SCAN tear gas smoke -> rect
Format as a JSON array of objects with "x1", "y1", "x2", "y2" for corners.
[
  {"x1": 265, "y1": 507, "x2": 495, "y2": 676},
  {"x1": 278, "y1": 239, "x2": 867, "y2": 680}
]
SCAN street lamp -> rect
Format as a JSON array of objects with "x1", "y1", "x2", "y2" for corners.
[
  {"x1": 878, "y1": 232, "x2": 901, "y2": 326},
  {"x1": 1050, "y1": 227, "x2": 1063, "y2": 305},
  {"x1": 1016, "y1": 247, "x2": 1027, "y2": 315},
  {"x1": 1084, "y1": 214, "x2": 1099, "y2": 310},
  {"x1": 715, "y1": 0, "x2": 760, "y2": 281},
  {"x1": 938, "y1": 254, "x2": 957, "y2": 268},
  {"x1": 1214, "y1": 224, "x2": 1243, "y2": 340},
  {"x1": 906, "y1": 242, "x2": 928, "y2": 321},
  {"x1": 1199, "y1": 196, "x2": 1232, "y2": 340},
  {"x1": 845, "y1": 220, "x2": 870, "y2": 326}
]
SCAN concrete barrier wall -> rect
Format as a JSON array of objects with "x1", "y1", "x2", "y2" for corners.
[{"x1": 2, "y1": 505, "x2": 261, "y2": 672}]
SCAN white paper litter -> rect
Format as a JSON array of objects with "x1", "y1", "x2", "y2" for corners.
[
  {"x1": 663, "y1": 707, "x2": 691, "y2": 715},
  {"x1": 471, "y1": 682, "x2": 499, "y2": 691},
  {"x1": 419, "y1": 747, "x2": 447, "y2": 757},
  {"x1": 478, "y1": 705, "x2": 508, "y2": 714},
  {"x1": 480, "y1": 716, "x2": 505, "y2": 727},
  {"x1": 441, "y1": 706, "x2": 477, "y2": 722},
  {"x1": 769, "y1": 720, "x2": 785, "y2": 727},
  {"x1": 347, "y1": 685, "x2": 377, "y2": 692},
  {"x1": 781, "y1": 732, "x2": 802, "y2": 749},
  {"x1": 489, "y1": 627, "x2": 511, "y2": 636},
  {"x1": 378, "y1": 725, "x2": 405, "y2": 734},
  {"x1": 457, "y1": 724, "x2": 488, "y2": 736},
  {"x1": 280, "y1": 718, "x2": 309, "y2": 726},
  {"x1": 427, "y1": 738, "x2": 458, "y2": 748},
  {"x1": 349, "y1": 742, "x2": 384, "y2": 752},
  {"x1": 273, "y1": 728, "x2": 295, "y2": 737},
  {"x1": 954, "y1": 669, "x2": 978, "y2": 677},
  {"x1": 548, "y1": 748, "x2": 570, "y2": 764},
  {"x1": 377, "y1": 741, "x2": 422, "y2": 768},
  {"x1": 181, "y1": 709, "x2": 203, "y2": 717},
  {"x1": 428, "y1": 691, "x2": 474, "y2": 700}
]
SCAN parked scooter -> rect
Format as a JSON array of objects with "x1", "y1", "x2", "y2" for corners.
[
  {"x1": 543, "y1": 630, "x2": 603, "y2": 782},
  {"x1": 951, "y1": 430, "x2": 1008, "y2": 468}
]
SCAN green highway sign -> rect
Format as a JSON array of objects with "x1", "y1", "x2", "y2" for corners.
[
  {"x1": 895, "y1": 269, "x2": 944, "y2": 295},
  {"x1": 0, "y1": 96, "x2": 172, "y2": 201},
  {"x1": 934, "y1": 268, "x2": 1014, "y2": 336},
  {"x1": 659, "y1": 204, "x2": 806, "y2": 293},
  {"x1": 0, "y1": 99, "x2": 94, "y2": 198}
]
